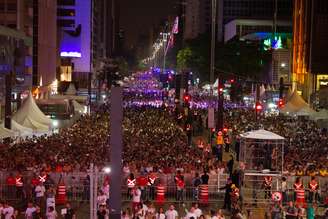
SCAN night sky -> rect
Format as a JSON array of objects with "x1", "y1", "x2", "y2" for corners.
[{"x1": 120, "y1": 0, "x2": 178, "y2": 48}]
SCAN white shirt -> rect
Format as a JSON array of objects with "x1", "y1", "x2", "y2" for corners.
[
  {"x1": 46, "y1": 210, "x2": 57, "y2": 219},
  {"x1": 35, "y1": 185, "x2": 45, "y2": 197},
  {"x1": 185, "y1": 212, "x2": 197, "y2": 219},
  {"x1": 194, "y1": 208, "x2": 202, "y2": 218},
  {"x1": 25, "y1": 207, "x2": 36, "y2": 219},
  {"x1": 3, "y1": 206, "x2": 14, "y2": 219},
  {"x1": 132, "y1": 189, "x2": 141, "y2": 203},
  {"x1": 165, "y1": 209, "x2": 178, "y2": 219},
  {"x1": 97, "y1": 195, "x2": 107, "y2": 206},
  {"x1": 156, "y1": 213, "x2": 165, "y2": 219}
]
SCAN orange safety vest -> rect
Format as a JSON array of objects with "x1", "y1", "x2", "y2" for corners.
[
  {"x1": 127, "y1": 178, "x2": 136, "y2": 188},
  {"x1": 309, "y1": 180, "x2": 318, "y2": 192},
  {"x1": 15, "y1": 177, "x2": 23, "y2": 187}
]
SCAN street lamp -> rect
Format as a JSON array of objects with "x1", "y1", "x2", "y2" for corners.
[{"x1": 160, "y1": 32, "x2": 170, "y2": 74}]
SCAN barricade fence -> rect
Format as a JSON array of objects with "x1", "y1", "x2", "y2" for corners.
[{"x1": 0, "y1": 171, "x2": 326, "y2": 208}]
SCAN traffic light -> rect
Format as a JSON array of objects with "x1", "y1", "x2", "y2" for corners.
[
  {"x1": 230, "y1": 79, "x2": 235, "y2": 83},
  {"x1": 223, "y1": 127, "x2": 228, "y2": 133},
  {"x1": 255, "y1": 102, "x2": 263, "y2": 112},
  {"x1": 278, "y1": 99, "x2": 284, "y2": 108},
  {"x1": 183, "y1": 93, "x2": 191, "y2": 103},
  {"x1": 218, "y1": 87, "x2": 223, "y2": 93}
]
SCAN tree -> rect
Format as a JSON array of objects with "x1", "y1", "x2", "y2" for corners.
[{"x1": 176, "y1": 47, "x2": 193, "y2": 71}]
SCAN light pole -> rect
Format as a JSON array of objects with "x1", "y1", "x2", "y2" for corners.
[{"x1": 160, "y1": 32, "x2": 170, "y2": 74}]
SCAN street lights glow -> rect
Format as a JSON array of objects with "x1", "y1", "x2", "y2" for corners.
[{"x1": 281, "y1": 63, "x2": 286, "y2": 67}]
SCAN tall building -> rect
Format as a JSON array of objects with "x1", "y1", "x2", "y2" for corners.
[
  {"x1": 0, "y1": 0, "x2": 57, "y2": 98},
  {"x1": 292, "y1": 0, "x2": 328, "y2": 100},
  {"x1": 183, "y1": 0, "x2": 211, "y2": 40},
  {"x1": 57, "y1": 0, "x2": 119, "y2": 88},
  {"x1": 33, "y1": 0, "x2": 57, "y2": 90},
  {"x1": 218, "y1": 0, "x2": 292, "y2": 41}
]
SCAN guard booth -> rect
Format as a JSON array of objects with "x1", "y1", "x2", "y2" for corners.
[{"x1": 239, "y1": 129, "x2": 285, "y2": 205}]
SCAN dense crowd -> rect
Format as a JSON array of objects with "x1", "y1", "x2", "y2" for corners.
[{"x1": 224, "y1": 108, "x2": 328, "y2": 176}]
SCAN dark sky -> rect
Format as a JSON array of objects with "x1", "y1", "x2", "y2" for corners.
[{"x1": 120, "y1": 0, "x2": 178, "y2": 48}]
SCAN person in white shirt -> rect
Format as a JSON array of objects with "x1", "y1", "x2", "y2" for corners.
[
  {"x1": 156, "y1": 207, "x2": 165, "y2": 219},
  {"x1": 46, "y1": 206, "x2": 57, "y2": 219},
  {"x1": 97, "y1": 191, "x2": 107, "y2": 208},
  {"x1": 165, "y1": 205, "x2": 178, "y2": 219},
  {"x1": 193, "y1": 203, "x2": 202, "y2": 218},
  {"x1": 35, "y1": 183, "x2": 46, "y2": 206},
  {"x1": 2, "y1": 203, "x2": 14, "y2": 219},
  {"x1": 25, "y1": 202, "x2": 36, "y2": 219},
  {"x1": 185, "y1": 207, "x2": 197, "y2": 219},
  {"x1": 131, "y1": 187, "x2": 141, "y2": 211}
]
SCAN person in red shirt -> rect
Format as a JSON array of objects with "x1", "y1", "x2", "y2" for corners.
[
  {"x1": 137, "y1": 173, "x2": 148, "y2": 201},
  {"x1": 175, "y1": 170, "x2": 185, "y2": 202}
]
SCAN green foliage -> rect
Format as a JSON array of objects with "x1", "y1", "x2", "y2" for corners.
[
  {"x1": 177, "y1": 47, "x2": 193, "y2": 71},
  {"x1": 176, "y1": 34, "x2": 271, "y2": 82}
]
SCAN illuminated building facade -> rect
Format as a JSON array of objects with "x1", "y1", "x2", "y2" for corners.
[{"x1": 292, "y1": 0, "x2": 328, "y2": 100}]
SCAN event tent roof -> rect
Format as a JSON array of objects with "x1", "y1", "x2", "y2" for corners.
[
  {"x1": 280, "y1": 90, "x2": 315, "y2": 116},
  {"x1": 240, "y1": 129, "x2": 285, "y2": 140},
  {"x1": 72, "y1": 100, "x2": 86, "y2": 114},
  {"x1": 12, "y1": 92, "x2": 52, "y2": 130},
  {"x1": 0, "y1": 125, "x2": 17, "y2": 139},
  {"x1": 10, "y1": 120, "x2": 33, "y2": 136},
  {"x1": 65, "y1": 83, "x2": 77, "y2": 95}
]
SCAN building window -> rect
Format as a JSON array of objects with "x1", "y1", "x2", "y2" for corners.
[
  {"x1": 58, "y1": 19, "x2": 75, "y2": 27},
  {"x1": 57, "y1": 8, "x2": 75, "y2": 16},
  {"x1": 57, "y1": 0, "x2": 75, "y2": 6},
  {"x1": 7, "y1": 3, "x2": 17, "y2": 12}
]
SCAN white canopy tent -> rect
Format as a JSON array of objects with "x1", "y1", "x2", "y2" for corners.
[
  {"x1": 10, "y1": 120, "x2": 33, "y2": 136},
  {"x1": 280, "y1": 90, "x2": 315, "y2": 116},
  {"x1": 310, "y1": 109, "x2": 328, "y2": 121},
  {"x1": 240, "y1": 129, "x2": 285, "y2": 173},
  {"x1": 12, "y1": 92, "x2": 52, "y2": 131},
  {"x1": 65, "y1": 83, "x2": 77, "y2": 95},
  {"x1": 72, "y1": 100, "x2": 86, "y2": 114},
  {"x1": 0, "y1": 125, "x2": 17, "y2": 139},
  {"x1": 240, "y1": 129, "x2": 285, "y2": 140}
]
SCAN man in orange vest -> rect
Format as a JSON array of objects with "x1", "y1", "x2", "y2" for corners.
[
  {"x1": 308, "y1": 176, "x2": 319, "y2": 203},
  {"x1": 293, "y1": 177, "x2": 304, "y2": 201},
  {"x1": 147, "y1": 171, "x2": 157, "y2": 200},
  {"x1": 263, "y1": 176, "x2": 272, "y2": 199},
  {"x1": 175, "y1": 170, "x2": 185, "y2": 202},
  {"x1": 230, "y1": 184, "x2": 240, "y2": 210}
]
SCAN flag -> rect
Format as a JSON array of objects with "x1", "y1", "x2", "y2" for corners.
[{"x1": 172, "y1": 16, "x2": 179, "y2": 34}]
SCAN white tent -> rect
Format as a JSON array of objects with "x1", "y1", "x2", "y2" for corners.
[
  {"x1": 260, "y1": 84, "x2": 266, "y2": 97},
  {"x1": 310, "y1": 109, "x2": 328, "y2": 121},
  {"x1": 0, "y1": 125, "x2": 17, "y2": 139},
  {"x1": 240, "y1": 129, "x2": 285, "y2": 140},
  {"x1": 65, "y1": 83, "x2": 77, "y2": 95},
  {"x1": 72, "y1": 100, "x2": 86, "y2": 114},
  {"x1": 280, "y1": 90, "x2": 315, "y2": 116},
  {"x1": 12, "y1": 92, "x2": 52, "y2": 131},
  {"x1": 10, "y1": 120, "x2": 33, "y2": 136}
]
